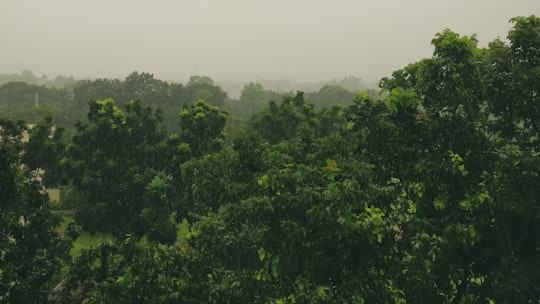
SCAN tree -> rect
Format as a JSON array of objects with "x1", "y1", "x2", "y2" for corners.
[
  {"x1": 0, "y1": 81, "x2": 73, "y2": 127},
  {"x1": 184, "y1": 76, "x2": 228, "y2": 108},
  {"x1": 251, "y1": 92, "x2": 310, "y2": 145},
  {"x1": 57, "y1": 237, "x2": 196, "y2": 303},
  {"x1": 161, "y1": 100, "x2": 230, "y2": 221},
  {"x1": 23, "y1": 115, "x2": 65, "y2": 187},
  {"x1": 186, "y1": 137, "x2": 406, "y2": 302},
  {"x1": 305, "y1": 84, "x2": 354, "y2": 109},
  {"x1": 62, "y1": 99, "x2": 174, "y2": 240},
  {"x1": 377, "y1": 17, "x2": 540, "y2": 302},
  {"x1": 476, "y1": 15, "x2": 540, "y2": 301},
  {"x1": 485, "y1": 16, "x2": 540, "y2": 145},
  {"x1": 123, "y1": 71, "x2": 173, "y2": 107},
  {"x1": 177, "y1": 99, "x2": 228, "y2": 158},
  {"x1": 72, "y1": 72, "x2": 187, "y2": 133},
  {"x1": 0, "y1": 118, "x2": 72, "y2": 303},
  {"x1": 238, "y1": 82, "x2": 281, "y2": 118},
  {"x1": 165, "y1": 91, "x2": 406, "y2": 302},
  {"x1": 72, "y1": 78, "x2": 124, "y2": 120}
]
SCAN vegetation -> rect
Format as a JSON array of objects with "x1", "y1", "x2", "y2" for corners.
[
  {"x1": 1, "y1": 15, "x2": 539, "y2": 303},
  {"x1": 0, "y1": 119, "x2": 74, "y2": 303}
]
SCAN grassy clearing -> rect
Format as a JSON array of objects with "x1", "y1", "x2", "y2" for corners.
[
  {"x1": 71, "y1": 231, "x2": 114, "y2": 258},
  {"x1": 54, "y1": 210, "x2": 114, "y2": 259},
  {"x1": 54, "y1": 210, "x2": 191, "y2": 260}
]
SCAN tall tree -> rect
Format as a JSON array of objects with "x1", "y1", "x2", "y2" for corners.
[
  {"x1": 305, "y1": 84, "x2": 354, "y2": 109},
  {"x1": 72, "y1": 78, "x2": 124, "y2": 122},
  {"x1": 56, "y1": 237, "x2": 196, "y2": 303},
  {"x1": 0, "y1": 118, "x2": 72, "y2": 303},
  {"x1": 184, "y1": 76, "x2": 228, "y2": 108},
  {"x1": 62, "y1": 99, "x2": 173, "y2": 240},
  {"x1": 177, "y1": 99, "x2": 228, "y2": 158},
  {"x1": 378, "y1": 16, "x2": 540, "y2": 302},
  {"x1": 23, "y1": 115, "x2": 65, "y2": 187},
  {"x1": 238, "y1": 82, "x2": 281, "y2": 118}
]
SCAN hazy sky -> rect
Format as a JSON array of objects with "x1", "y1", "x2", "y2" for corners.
[{"x1": 1, "y1": 0, "x2": 537, "y2": 82}]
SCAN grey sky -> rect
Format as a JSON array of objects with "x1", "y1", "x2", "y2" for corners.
[{"x1": 1, "y1": 0, "x2": 537, "y2": 83}]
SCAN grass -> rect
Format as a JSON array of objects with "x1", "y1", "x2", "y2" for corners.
[
  {"x1": 54, "y1": 210, "x2": 191, "y2": 260},
  {"x1": 71, "y1": 231, "x2": 114, "y2": 258},
  {"x1": 54, "y1": 210, "x2": 191, "y2": 278}
]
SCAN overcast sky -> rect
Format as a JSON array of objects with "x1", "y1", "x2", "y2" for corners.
[{"x1": 1, "y1": 0, "x2": 537, "y2": 82}]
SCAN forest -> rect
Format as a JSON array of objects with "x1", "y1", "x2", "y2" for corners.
[{"x1": 1, "y1": 15, "x2": 539, "y2": 303}]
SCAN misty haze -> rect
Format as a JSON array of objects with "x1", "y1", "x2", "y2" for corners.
[{"x1": 1, "y1": 0, "x2": 536, "y2": 82}]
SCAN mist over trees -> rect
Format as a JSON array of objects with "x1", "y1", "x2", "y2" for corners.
[
  {"x1": 0, "y1": 70, "x2": 374, "y2": 135},
  {"x1": 1, "y1": 15, "x2": 539, "y2": 303},
  {"x1": 0, "y1": 69, "x2": 76, "y2": 88}
]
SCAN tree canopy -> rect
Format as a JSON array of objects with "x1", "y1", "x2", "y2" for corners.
[{"x1": 0, "y1": 118, "x2": 73, "y2": 303}]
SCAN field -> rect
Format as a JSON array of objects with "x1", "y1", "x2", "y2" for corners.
[{"x1": 54, "y1": 210, "x2": 190, "y2": 259}]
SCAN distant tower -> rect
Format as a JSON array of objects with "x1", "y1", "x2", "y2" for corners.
[{"x1": 35, "y1": 92, "x2": 39, "y2": 107}]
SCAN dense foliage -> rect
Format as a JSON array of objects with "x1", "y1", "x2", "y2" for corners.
[
  {"x1": 1, "y1": 15, "x2": 539, "y2": 303},
  {"x1": 0, "y1": 118, "x2": 73, "y2": 303}
]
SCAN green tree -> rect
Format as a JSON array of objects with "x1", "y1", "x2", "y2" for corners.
[
  {"x1": 184, "y1": 76, "x2": 228, "y2": 108},
  {"x1": 377, "y1": 17, "x2": 540, "y2": 302},
  {"x1": 72, "y1": 78, "x2": 124, "y2": 120},
  {"x1": 63, "y1": 99, "x2": 174, "y2": 240},
  {"x1": 0, "y1": 118, "x2": 72, "y2": 303},
  {"x1": 72, "y1": 72, "x2": 187, "y2": 133},
  {"x1": 251, "y1": 92, "x2": 310, "y2": 145},
  {"x1": 176, "y1": 151, "x2": 233, "y2": 220},
  {"x1": 168, "y1": 100, "x2": 230, "y2": 221},
  {"x1": 475, "y1": 15, "x2": 540, "y2": 301},
  {"x1": 122, "y1": 71, "x2": 176, "y2": 109},
  {"x1": 187, "y1": 144, "x2": 406, "y2": 302},
  {"x1": 483, "y1": 16, "x2": 540, "y2": 145},
  {"x1": 305, "y1": 84, "x2": 354, "y2": 109},
  {"x1": 238, "y1": 82, "x2": 281, "y2": 118},
  {"x1": 177, "y1": 99, "x2": 228, "y2": 158},
  {"x1": 57, "y1": 237, "x2": 197, "y2": 303},
  {"x1": 0, "y1": 81, "x2": 73, "y2": 128},
  {"x1": 23, "y1": 115, "x2": 65, "y2": 187}
]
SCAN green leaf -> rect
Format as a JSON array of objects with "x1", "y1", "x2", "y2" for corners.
[{"x1": 258, "y1": 247, "x2": 266, "y2": 261}]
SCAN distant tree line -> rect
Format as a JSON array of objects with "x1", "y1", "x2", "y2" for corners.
[{"x1": 0, "y1": 71, "x2": 375, "y2": 135}]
